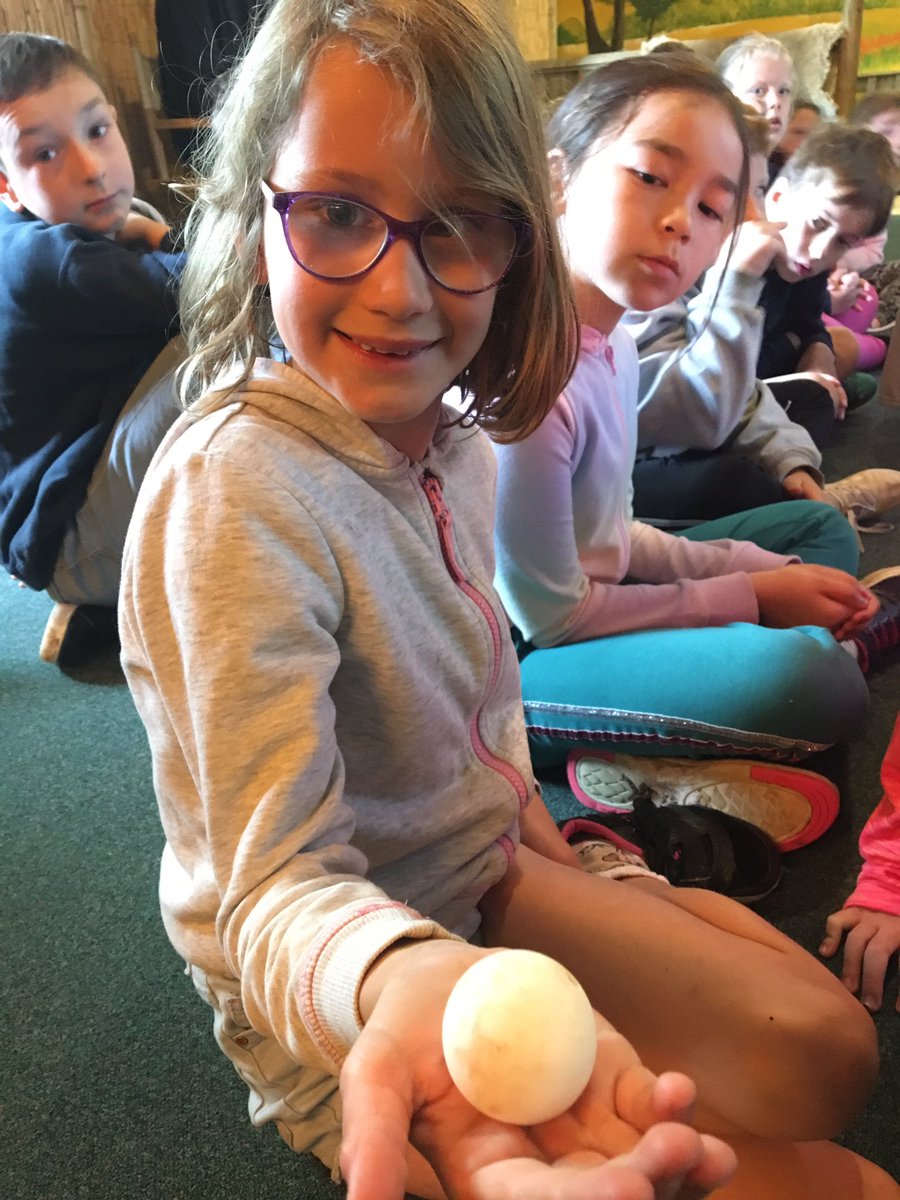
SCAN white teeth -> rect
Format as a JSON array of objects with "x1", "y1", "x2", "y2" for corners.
[{"x1": 357, "y1": 340, "x2": 412, "y2": 357}]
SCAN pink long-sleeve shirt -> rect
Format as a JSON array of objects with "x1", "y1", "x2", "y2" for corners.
[
  {"x1": 492, "y1": 325, "x2": 794, "y2": 649},
  {"x1": 845, "y1": 712, "x2": 900, "y2": 915}
]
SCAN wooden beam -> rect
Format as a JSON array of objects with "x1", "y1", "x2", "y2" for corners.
[
  {"x1": 501, "y1": 0, "x2": 558, "y2": 62},
  {"x1": 834, "y1": 0, "x2": 863, "y2": 116}
]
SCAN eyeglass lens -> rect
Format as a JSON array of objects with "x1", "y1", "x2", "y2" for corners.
[{"x1": 285, "y1": 196, "x2": 517, "y2": 292}]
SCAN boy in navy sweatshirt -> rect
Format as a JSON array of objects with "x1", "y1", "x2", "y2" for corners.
[
  {"x1": 0, "y1": 32, "x2": 185, "y2": 664},
  {"x1": 758, "y1": 124, "x2": 897, "y2": 439}
]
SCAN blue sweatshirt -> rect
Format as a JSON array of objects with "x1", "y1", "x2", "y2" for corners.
[
  {"x1": 0, "y1": 206, "x2": 184, "y2": 590},
  {"x1": 756, "y1": 267, "x2": 833, "y2": 379}
]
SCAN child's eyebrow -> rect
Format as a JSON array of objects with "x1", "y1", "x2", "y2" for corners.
[
  {"x1": 16, "y1": 95, "x2": 107, "y2": 144},
  {"x1": 634, "y1": 138, "x2": 739, "y2": 195}
]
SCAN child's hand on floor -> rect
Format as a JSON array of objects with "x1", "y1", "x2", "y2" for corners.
[
  {"x1": 820, "y1": 907, "x2": 900, "y2": 1013},
  {"x1": 343, "y1": 939, "x2": 736, "y2": 1200},
  {"x1": 781, "y1": 469, "x2": 828, "y2": 503},
  {"x1": 750, "y1": 564, "x2": 876, "y2": 635}
]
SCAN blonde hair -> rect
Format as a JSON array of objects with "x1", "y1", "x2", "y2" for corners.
[
  {"x1": 178, "y1": 0, "x2": 577, "y2": 442},
  {"x1": 714, "y1": 33, "x2": 793, "y2": 87}
]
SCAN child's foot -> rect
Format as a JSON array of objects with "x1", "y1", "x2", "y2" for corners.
[
  {"x1": 39, "y1": 602, "x2": 119, "y2": 667},
  {"x1": 560, "y1": 792, "x2": 782, "y2": 903},
  {"x1": 558, "y1": 813, "x2": 663, "y2": 881},
  {"x1": 567, "y1": 751, "x2": 838, "y2": 852}
]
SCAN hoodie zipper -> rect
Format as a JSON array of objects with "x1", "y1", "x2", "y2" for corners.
[{"x1": 421, "y1": 468, "x2": 529, "y2": 817}]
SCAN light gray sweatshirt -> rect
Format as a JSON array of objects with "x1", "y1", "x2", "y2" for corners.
[
  {"x1": 120, "y1": 360, "x2": 531, "y2": 1136},
  {"x1": 621, "y1": 267, "x2": 823, "y2": 484}
]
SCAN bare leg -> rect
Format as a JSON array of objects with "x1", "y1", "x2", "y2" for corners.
[
  {"x1": 479, "y1": 847, "x2": 877, "y2": 1141},
  {"x1": 719, "y1": 1137, "x2": 900, "y2": 1199}
]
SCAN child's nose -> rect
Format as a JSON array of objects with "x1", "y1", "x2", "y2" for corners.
[
  {"x1": 363, "y1": 236, "x2": 434, "y2": 316},
  {"x1": 662, "y1": 200, "x2": 691, "y2": 241},
  {"x1": 74, "y1": 141, "x2": 104, "y2": 181}
]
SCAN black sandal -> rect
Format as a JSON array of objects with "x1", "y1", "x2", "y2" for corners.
[
  {"x1": 562, "y1": 786, "x2": 782, "y2": 904},
  {"x1": 630, "y1": 786, "x2": 782, "y2": 903}
]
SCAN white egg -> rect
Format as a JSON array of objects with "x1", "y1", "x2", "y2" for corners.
[{"x1": 441, "y1": 949, "x2": 597, "y2": 1125}]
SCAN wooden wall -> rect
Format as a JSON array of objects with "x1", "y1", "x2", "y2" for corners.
[
  {"x1": 0, "y1": 1, "x2": 565, "y2": 203},
  {"x1": 0, "y1": 0, "x2": 159, "y2": 199}
]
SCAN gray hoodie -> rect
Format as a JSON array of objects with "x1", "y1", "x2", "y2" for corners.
[
  {"x1": 120, "y1": 359, "x2": 531, "y2": 1152},
  {"x1": 621, "y1": 267, "x2": 823, "y2": 484}
]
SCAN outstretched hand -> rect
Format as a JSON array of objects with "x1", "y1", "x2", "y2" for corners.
[
  {"x1": 340, "y1": 941, "x2": 736, "y2": 1200},
  {"x1": 820, "y1": 906, "x2": 900, "y2": 1013}
]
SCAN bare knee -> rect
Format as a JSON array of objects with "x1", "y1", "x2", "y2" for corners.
[
  {"x1": 741, "y1": 982, "x2": 878, "y2": 1140},
  {"x1": 717, "y1": 1137, "x2": 900, "y2": 1200}
]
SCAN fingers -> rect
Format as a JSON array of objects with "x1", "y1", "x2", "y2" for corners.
[
  {"x1": 616, "y1": 1123, "x2": 736, "y2": 1198},
  {"x1": 858, "y1": 930, "x2": 892, "y2": 1012},
  {"x1": 469, "y1": 1125, "x2": 736, "y2": 1200},
  {"x1": 340, "y1": 1033, "x2": 417, "y2": 1200}
]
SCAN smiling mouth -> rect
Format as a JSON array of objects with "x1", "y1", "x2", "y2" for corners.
[{"x1": 342, "y1": 331, "x2": 436, "y2": 358}]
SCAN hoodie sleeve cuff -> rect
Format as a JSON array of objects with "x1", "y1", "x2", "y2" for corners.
[{"x1": 299, "y1": 900, "x2": 462, "y2": 1070}]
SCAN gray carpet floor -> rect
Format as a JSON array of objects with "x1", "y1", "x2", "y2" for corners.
[{"x1": 3, "y1": 393, "x2": 900, "y2": 1197}]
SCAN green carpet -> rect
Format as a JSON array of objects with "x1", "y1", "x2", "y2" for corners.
[{"x1": 3, "y1": 394, "x2": 900, "y2": 1196}]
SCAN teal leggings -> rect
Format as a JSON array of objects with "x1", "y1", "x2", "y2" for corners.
[{"x1": 518, "y1": 501, "x2": 869, "y2": 767}]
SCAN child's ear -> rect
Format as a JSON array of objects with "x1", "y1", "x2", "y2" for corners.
[
  {"x1": 547, "y1": 148, "x2": 568, "y2": 217},
  {"x1": 0, "y1": 168, "x2": 25, "y2": 213}
]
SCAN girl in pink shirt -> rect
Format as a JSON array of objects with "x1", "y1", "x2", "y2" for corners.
[{"x1": 821, "y1": 713, "x2": 900, "y2": 1011}]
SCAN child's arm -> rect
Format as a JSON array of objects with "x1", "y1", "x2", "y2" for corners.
[
  {"x1": 820, "y1": 714, "x2": 900, "y2": 1012},
  {"x1": 624, "y1": 219, "x2": 785, "y2": 454},
  {"x1": 748, "y1": 564, "x2": 876, "y2": 637},
  {"x1": 722, "y1": 381, "x2": 825, "y2": 500},
  {"x1": 339, "y1": 936, "x2": 736, "y2": 1200},
  {"x1": 519, "y1": 789, "x2": 580, "y2": 868},
  {"x1": 493, "y1": 387, "x2": 795, "y2": 648}
]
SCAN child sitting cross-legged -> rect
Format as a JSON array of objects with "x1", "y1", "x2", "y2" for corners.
[
  {"x1": 491, "y1": 52, "x2": 900, "y2": 894},
  {"x1": 623, "y1": 102, "x2": 900, "y2": 531},
  {"x1": 717, "y1": 36, "x2": 898, "y2": 427},
  {"x1": 756, "y1": 123, "x2": 898, "y2": 433},
  {"x1": 0, "y1": 33, "x2": 186, "y2": 667},
  {"x1": 119, "y1": 6, "x2": 894, "y2": 1196}
]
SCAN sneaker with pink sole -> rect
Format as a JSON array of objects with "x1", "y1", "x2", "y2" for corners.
[{"x1": 566, "y1": 751, "x2": 838, "y2": 853}]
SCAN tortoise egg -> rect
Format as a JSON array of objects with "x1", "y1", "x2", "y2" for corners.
[{"x1": 441, "y1": 949, "x2": 596, "y2": 1125}]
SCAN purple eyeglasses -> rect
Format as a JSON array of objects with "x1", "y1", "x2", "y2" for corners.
[{"x1": 260, "y1": 182, "x2": 524, "y2": 295}]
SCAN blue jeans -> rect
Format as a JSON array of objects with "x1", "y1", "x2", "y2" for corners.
[{"x1": 518, "y1": 501, "x2": 868, "y2": 768}]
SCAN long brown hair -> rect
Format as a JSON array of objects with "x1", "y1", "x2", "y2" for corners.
[{"x1": 178, "y1": 0, "x2": 578, "y2": 443}]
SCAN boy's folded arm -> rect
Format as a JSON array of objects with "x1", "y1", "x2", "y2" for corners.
[{"x1": 626, "y1": 271, "x2": 765, "y2": 451}]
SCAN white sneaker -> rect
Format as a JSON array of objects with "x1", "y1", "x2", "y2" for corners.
[
  {"x1": 567, "y1": 752, "x2": 839, "y2": 853},
  {"x1": 823, "y1": 468, "x2": 900, "y2": 547},
  {"x1": 824, "y1": 468, "x2": 900, "y2": 523}
]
